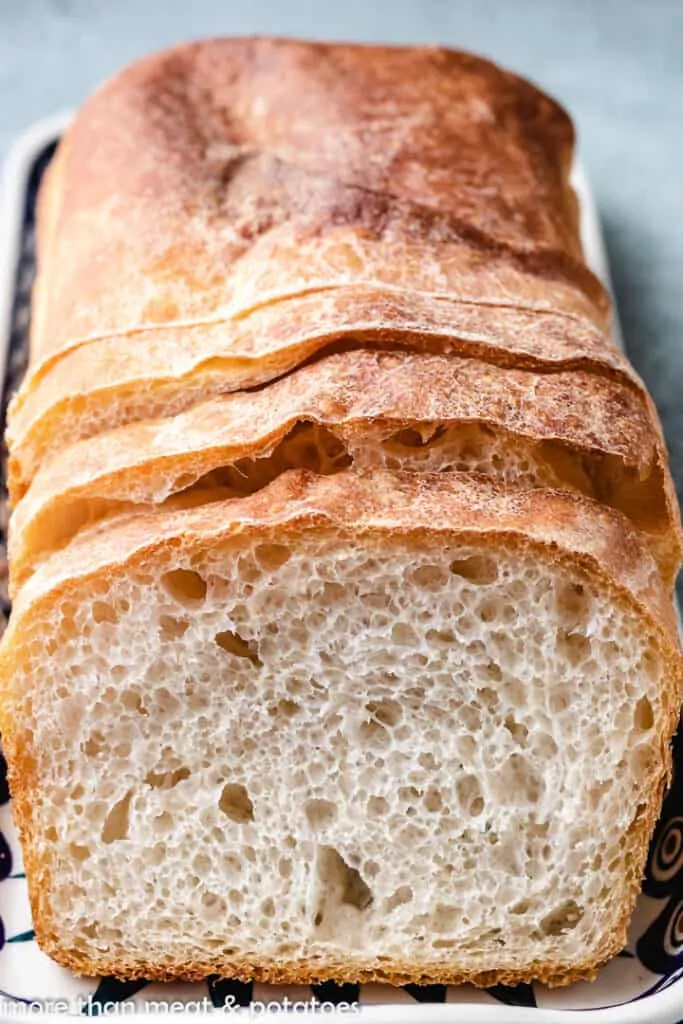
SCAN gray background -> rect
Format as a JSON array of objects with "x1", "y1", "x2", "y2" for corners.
[{"x1": 2, "y1": 0, "x2": 682, "y2": 543}]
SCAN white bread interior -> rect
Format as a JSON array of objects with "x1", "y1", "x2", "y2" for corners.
[{"x1": 2, "y1": 470, "x2": 678, "y2": 987}]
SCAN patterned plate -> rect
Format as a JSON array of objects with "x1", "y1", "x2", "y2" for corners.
[{"x1": 0, "y1": 117, "x2": 681, "y2": 1023}]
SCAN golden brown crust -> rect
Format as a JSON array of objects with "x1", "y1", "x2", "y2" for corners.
[
  {"x1": 9, "y1": 350, "x2": 681, "y2": 592},
  {"x1": 10, "y1": 940, "x2": 646, "y2": 989},
  {"x1": 2, "y1": 469, "x2": 681, "y2": 989},
  {"x1": 28, "y1": 38, "x2": 603, "y2": 363},
  {"x1": 9, "y1": 37, "x2": 637, "y2": 494},
  {"x1": 8, "y1": 291, "x2": 637, "y2": 497}
]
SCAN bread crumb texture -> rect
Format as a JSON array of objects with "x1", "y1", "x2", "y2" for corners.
[{"x1": 12, "y1": 535, "x2": 666, "y2": 980}]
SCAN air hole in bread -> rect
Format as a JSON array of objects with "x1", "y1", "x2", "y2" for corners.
[
  {"x1": 385, "y1": 426, "x2": 448, "y2": 450},
  {"x1": 631, "y1": 747, "x2": 653, "y2": 774},
  {"x1": 192, "y1": 852, "x2": 211, "y2": 874},
  {"x1": 101, "y1": 790, "x2": 132, "y2": 844},
  {"x1": 555, "y1": 581, "x2": 589, "y2": 628},
  {"x1": 219, "y1": 783, "x2": 254, "y2": 824},
  {"x1": 82, "y1": 730, "x2": 106, "y2": 758},
  {"x1": 385, "y1": 885, "x2": 413, "y2": 912},
  {"x1": 399, "y1": 785, "x2": 421, "y2": 803},
  {"x1": 634, "y1": 695, "x2": 654, "y2": 731},
  {"x1": 314, "y1": 846, "x2": 374, "y2": 937},
  {"x1": 460, "y1": 704, "x2": 483, "y2": 732},
  {"x1": 172, "y1": 472, "x2": 196, "y2": 491},
  {"x1": 305, "y1": 799, "x2": 337, "y2": 829},
  {"x1": 162, "y1": 568, "x2": 207, "y2": 605},
  {"x1": 558, "y1": 630, "x2": 591, "y2": 667},
  {"x1": 478, "y1": 687, "x2": 500, "y2": 713},
  {"x1": 532, "y1": 732, "x2": 558, "y2": 758},
  {"x1": 549, "y1": 688, "x2": 571, "y2": 714},
  {"x1": 456, "y1": 775, "x2": 484, "y2": 817},
  {"x1": 410, "y1": 564, "x2": 449, "y2": 589},
  {"x1": 145, "y1": 766, "x2": 191, "y2": 790},
  {"x1": 365, "y1": 699, "x2": 402, "y2": 727},
  {"x1": 269, "y1": 698, "x2": 300, "y2": 719},
  {"x1": 159, "y1": 615, "x2": 190, "y2": 639},
  {"x1": 214, "y1": 630, "x2": 262, "y2": 667},
  {"x1": 368, "y1": 795, "x2": 389, "y2": 815},
  {"x1": 449, "y1": 555, "x2": 497, "y2": 584},
  {"x1": 506, "y1": 754, "x2": 545, "y2": 804},
  {"x1": 426, "y1": 628, "x2": 456, "y2": 647},
  {"x1": 201, "y1": 892, "x2": 228, "y2": 918},
  {"x1": 364, "y1": 859, "x2": 380, "y2": 879},
  {"x1": 153, "y1": 811, "x2": 174, "y2": 835},
  {"x1": 504, "y1": 714, "x2": 529, "y2": 747},
  {"x1": 540, "y1": 899, "x2": 584, "y2": 936},
  {"x1": 391, "y1": 622, "x2": 419, "y2": 646},
  {"x1": 92, "y1": 601, "x2": 118, "y2": 625},
  {"x1": 358, "y1": 718, "x2": 390, "y2": 748},
  {"x1": 424, "y1": 787, "x2": 443, "y2": 812},
  {"x1": 479, "y1": 598, "x2": 503, "y2": 624},
  {"x1": 433, "y1": 904, "x2": 461, "y2": 934},
  {"x1": 69, "y1": 843, "x2": 91, "y2": 862},
  {"x1": 511, "y1": 899, "x2": 531, "y2": 915},
  {"x1": 120, "y1": 689, "x2": 147, "y2": 713},
  {"x1": 588, "y1": 781, "x2": 611, "y2": 810},
  {"x1": 180, "y1": 423, "x2": 352, "y2": 503},
  {"x1": 254, "y1": 543, "x2": 292, "y2": 570}
]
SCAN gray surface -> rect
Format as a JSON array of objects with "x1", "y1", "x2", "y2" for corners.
[{"x1": 1, "y1": 1, "x2": 682, "y2": 511}]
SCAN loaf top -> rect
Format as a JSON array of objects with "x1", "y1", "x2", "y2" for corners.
[
  {"x1": 30, "y1": 38, "x2": 610, "y2": 365},
  {"x1": 10, "y1": 37, "x2": 651, "y2": 502}
]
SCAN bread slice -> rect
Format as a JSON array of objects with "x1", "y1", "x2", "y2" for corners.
[
  {"x1": 9, "y1": 351, "x2": 681, "y2": 592},
  {"x1": 1, "y1": 469, "x2": 680, "y2": 987},
  {"x1": 9, "y1": 37, "x2": 635, "y2": 497},
  {"x1": 8, "y1": 293, "x2": 634, "y2": 500}
]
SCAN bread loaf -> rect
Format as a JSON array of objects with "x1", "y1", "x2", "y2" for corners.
[{"x1": 1, "y1": 38, "x2": 681, "y2": 990}]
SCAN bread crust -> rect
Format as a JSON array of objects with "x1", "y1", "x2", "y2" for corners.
[
  {"x1": 9, "y1": 289, "x2": 638, "y2": 498},
  {"x1": 27, "y1": 38, "x2": 602, "y2": 364},
  {"x1": 9, "y1": 37, "x2": 644, "y2": 494},
  {"x1": 1, "y1": 470, "x2": 680, "y2": 988},
  {"x1": 9, "y1": 350, "x2": 681, "y2": 592}
]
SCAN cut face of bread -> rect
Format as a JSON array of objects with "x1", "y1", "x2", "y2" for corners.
[
  {"x1": 10, "y1": 352, "x2": 680, "y2": 593},
  {"x1": 1, "y1": 470, "x2": 680, "y2": 986}
]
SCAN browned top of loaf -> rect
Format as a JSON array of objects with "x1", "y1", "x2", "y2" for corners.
[{"x1": 30, "y1": 37, "x2": 612, "y2": 372}]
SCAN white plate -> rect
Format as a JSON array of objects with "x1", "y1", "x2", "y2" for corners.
[{"x1": 1, "y1": 114, "x2": 682, "y2": 1024}]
